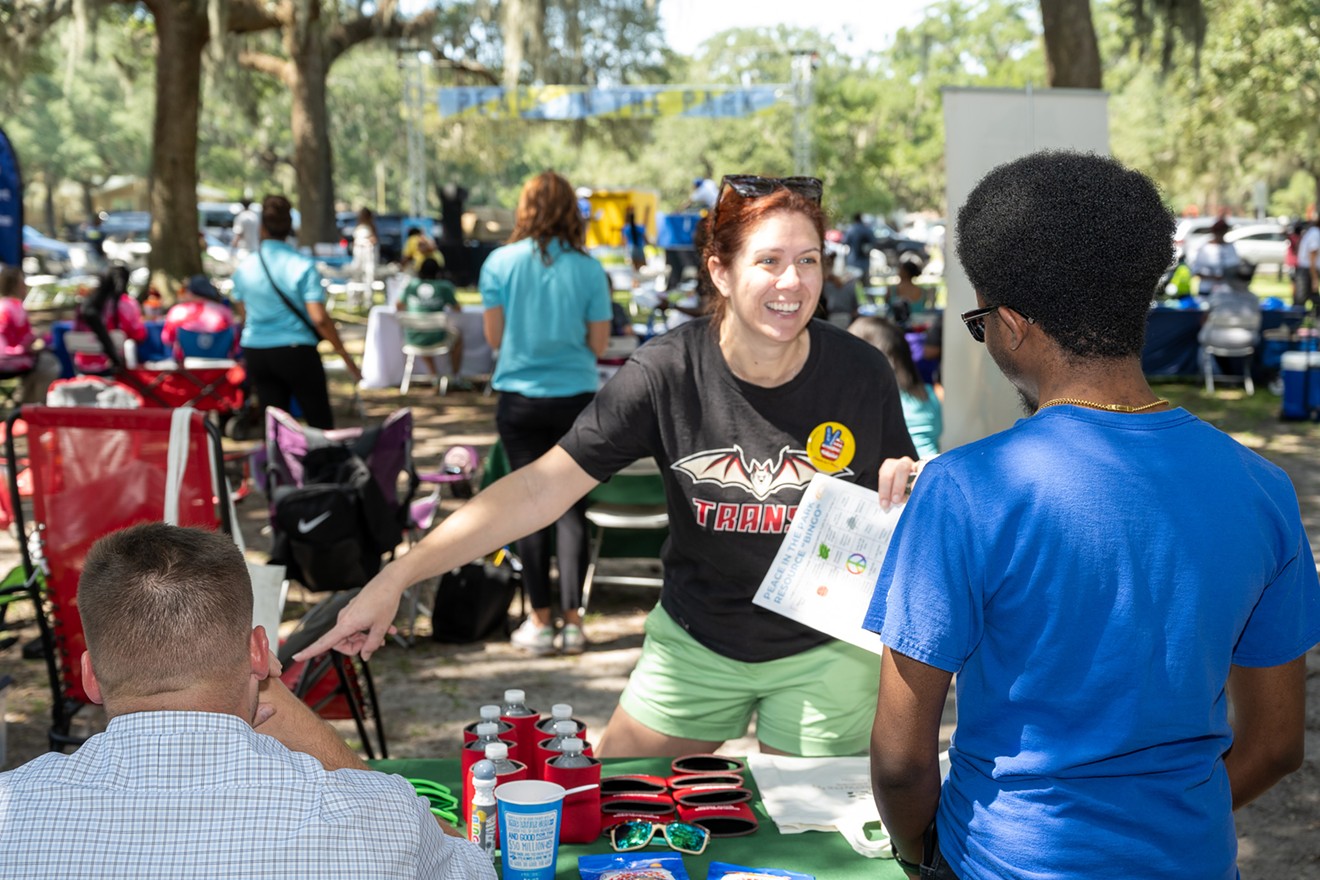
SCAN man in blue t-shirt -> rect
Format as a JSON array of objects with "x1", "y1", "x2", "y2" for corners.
[{"x1": 865, "y1": 152, "x2": 1319, "y2": 880}]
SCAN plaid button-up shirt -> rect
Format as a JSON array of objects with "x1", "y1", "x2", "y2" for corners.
[{"x1": 0, "y1": 711, "x2": 494, "y2": 879}]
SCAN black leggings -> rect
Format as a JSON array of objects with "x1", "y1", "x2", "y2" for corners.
[
  {"x1": 245, "y1": 345, "x2": 335, "y2": 430},
  {"x1": 495, "y1": 391, "x2": 595, "y2": 613}
]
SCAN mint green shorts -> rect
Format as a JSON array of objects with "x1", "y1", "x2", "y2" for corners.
[{"x1": 618, "y1": 604, "x2": 881, "y2": 756}]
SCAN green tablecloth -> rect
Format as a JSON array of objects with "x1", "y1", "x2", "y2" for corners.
[{"x1": 370, "y1": 756, "x2": 902, "y2": 880}]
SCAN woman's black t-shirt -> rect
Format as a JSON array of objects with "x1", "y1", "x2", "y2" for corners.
[{"x1": 559, "y1": 317, "x2": 916, "y2": 662}]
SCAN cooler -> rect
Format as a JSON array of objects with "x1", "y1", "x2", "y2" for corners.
[
  {"x1": 1280, "y1": 351, "x2": 1309, "y2": 419},
  {"x1": 1309, "y1": 352, "x2": 1320, "y2": 413}
]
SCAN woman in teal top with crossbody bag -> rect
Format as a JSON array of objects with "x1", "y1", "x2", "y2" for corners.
[
  {"x1": 480, "y1": 171, "x2": 613, "y2": 655},
  {"x1": 230, "y1": 195, "x2": 360, "y2": 429}
]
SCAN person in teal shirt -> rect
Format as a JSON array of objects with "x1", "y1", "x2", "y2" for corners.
[
  {"x1": 230, "y1": 195, "x2": 360, "y2": 428},
  {"x1": 398, "y1": 256, "x2": 462, "y2": 383},
  {"x1": 848, "y1": 316, "x2": 942, "y2": 457},
  {"x1": 479, "y1": 171, "x2": 613, "y2": 656}
]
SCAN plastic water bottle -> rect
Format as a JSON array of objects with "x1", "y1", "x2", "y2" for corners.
[
  {"x1": 546, "y1": 735, "x2": 596, "y2": 769},
  {"x1": 543, "y1": 720, "x2": 581, "y2": 755},
  {"x1": 463, "y1": 704, "x2": 515, "y2": 743},
  {"x1": 501, "y1": 688, "x2": 537, "y2": 718},
  {"x1": 471, "y1": 722, "x2": 502, "y2": 748},
  {"x1": 484, "y1": 741, "x2": 526, "y2": 778},
  {"x1": 499, "y1": 688, "x2": 540, "y2": 764},
  {"x1": 468, "y1": 759, "x2": 497, "y2": 862},
  {"x1": 535, "y1": 702, "x2": 584, "y2": 736},
  {"x1": 461, "y1": 723, "x2": 512, "y2": 828}
]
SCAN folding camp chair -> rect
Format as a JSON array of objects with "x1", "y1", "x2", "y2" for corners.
[
  {"x1": 263, "y1": 407, "x2": 427, "y2": 755},
  {"x1": 67, "y1": 317, "x2": 247, "y2": 416},
  {"x1": 4, "y1": 406, "x2": 231, "y2": 750},
  {"x1": 176, "y1": 325, "x2": 238, "y2": 362},
  {"x1": 580, "y1": 457, "x2": 669, "y2": 612},
  {"x1": 264, "y1": 406, "x2": 416, "y2": 590}
]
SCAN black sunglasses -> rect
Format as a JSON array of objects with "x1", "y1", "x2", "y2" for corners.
[
  {"x1": 711, "y1": 175, "x2": 824, "y2": 230},
  {"x1": 960, "y1": 303, "x2": 1034, "y2": 342}
]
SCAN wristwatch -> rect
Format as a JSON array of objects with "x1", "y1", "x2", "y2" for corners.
[{"x1": 891, "y1": 841, "x2": 923, "y2": 875}]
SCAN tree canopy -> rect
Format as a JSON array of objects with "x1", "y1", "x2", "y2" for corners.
[{"x1": 6, "y1": 0, "x2": 1315, "y2": 269}]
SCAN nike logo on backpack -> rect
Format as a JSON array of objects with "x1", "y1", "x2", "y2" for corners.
[{"x1": 297, "y1": 512, "x2": 332, "y2": 533}]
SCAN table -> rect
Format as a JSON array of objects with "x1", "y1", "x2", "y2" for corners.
[
  {"x1": 1141, "y1": 304, "x2": 1305, "y2": 378},
  {"x1": 359, "y1": 305, "x2": 495, "y2": 389},
  {"x1": 370, "y1": 756, "x2": 902, "y2": 880},
  {"x1": 49, "y1": 319, "x2": 170, "y2": 379}
]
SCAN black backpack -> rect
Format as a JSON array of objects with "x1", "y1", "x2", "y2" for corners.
[
  {"x1": 431, "y1": 559, "x2": 520, "y2": 643},
  {"x1": 271, "y1": 444, "x2": 403, "y2": 592}
]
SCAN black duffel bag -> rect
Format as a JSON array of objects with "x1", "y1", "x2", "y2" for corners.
[{"x1": 431, "y1": 560, "x2": 519, "y2": 643}]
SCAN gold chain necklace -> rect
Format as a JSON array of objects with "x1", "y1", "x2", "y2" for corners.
[{"x1": 1037, "y1": 397, "x2": 1169, "y2": 413}]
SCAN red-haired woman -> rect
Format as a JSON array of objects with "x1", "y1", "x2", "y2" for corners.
[
  {"x1": 481, "y1": 170, "x2": 614, "y2": 656},
  {"x1": 297, "y1": 176, "x2": 917, "y2": 759}
]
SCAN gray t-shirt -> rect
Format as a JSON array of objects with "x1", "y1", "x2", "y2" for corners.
[{"x1": 560, "y1": 317, "x2": 916, "y2": 661}]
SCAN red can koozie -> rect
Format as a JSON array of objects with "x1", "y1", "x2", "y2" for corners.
[
  {"x1": 499, "y1": 688, "x2": 541, "y2": 766},
  {"x1": 533, "y1": 735, "x2": 596, "y2": 780},
  {"x1": 545, "y1": 753, "x2": 602, "y2": 844}
]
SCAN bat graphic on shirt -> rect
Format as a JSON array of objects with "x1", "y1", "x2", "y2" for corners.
[{"x1": 671, "y1": 445, "x2": 819, "y2": 501}]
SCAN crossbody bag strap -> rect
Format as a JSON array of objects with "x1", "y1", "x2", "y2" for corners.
[{"x1": 258, "y1": 244, "x2": 323, "y2": 341}]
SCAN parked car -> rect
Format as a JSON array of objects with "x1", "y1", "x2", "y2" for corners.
[
  {"x1": 337, "y1": 212, "x2": 427, "y2": 264},
  {"x1": 868, "y1": 222, "x2": 930, "y2": 275},
  {"x1": 100, "y1": 211, "x2": 151, "y2": 239},
  {"x1": 22, "y1": 225, "x2": 74, "y2": 276},
  {"x1": 199, "y1": 201, "x2": 242, "y2": 246},
  {"x1": 1174, "y1": 215, "x2": 1254, "y2": 263},
  {"x1": 1224, "y1": 223, "x2": 1288, "y2": 268},
  {"x1": 102, "y1": 228, "x2": 152, "y2": 270}
]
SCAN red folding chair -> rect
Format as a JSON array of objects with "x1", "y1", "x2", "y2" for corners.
[{"x1": 4, "y1": 406, "x2": 231, "y2": 750}]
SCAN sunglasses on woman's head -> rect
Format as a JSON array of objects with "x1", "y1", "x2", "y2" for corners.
[{"x1": 711, "y1": 175, "x2": 824, "y2": 229}]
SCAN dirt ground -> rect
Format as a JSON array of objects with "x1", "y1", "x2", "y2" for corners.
[{"x1": 0, "y1": 334, "x2": 1317, "y2": 876}]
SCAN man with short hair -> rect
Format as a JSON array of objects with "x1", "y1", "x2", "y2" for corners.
[
  {"x1": 867, "y1": 151, "x2": 1318, "y2": 880},
  {"x1": 0, "y1": 523, "x2": 495, "y2": 880}
]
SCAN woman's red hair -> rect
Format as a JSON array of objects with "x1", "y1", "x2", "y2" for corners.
[
  {"x1": 509, "y1": 171, "x2": 587, "y2": 265},
  {"x1": 699, "y1": 184, "x2": 827, "y2": 328}
]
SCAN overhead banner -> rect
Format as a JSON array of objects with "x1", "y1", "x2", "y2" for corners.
[
  {"x1": 0, "y1": 126, "x2": 22, "y2": 267},
  {"x1": 438, "y1": 84, "x2": 791, "y2": 120}
]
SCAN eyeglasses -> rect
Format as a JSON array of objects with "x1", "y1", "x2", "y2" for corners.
[
  {"x1": 609, "y1": 819, "x2": 710, "y2": 855},
  {"x1": 711, "y1": 175, "x2": 824, "y2": 230},
  {"x1": 960, "y1": 304, "x2": 1034, "y2": 342}
]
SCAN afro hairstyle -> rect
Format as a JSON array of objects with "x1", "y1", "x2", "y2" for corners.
[{"x1": 956, "y1": 151, "x2": 1174, "y2": 360}]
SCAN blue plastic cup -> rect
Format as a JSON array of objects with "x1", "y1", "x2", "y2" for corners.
[{"x1": 495, "y1": 780, "x2": 565, "y2": 880}]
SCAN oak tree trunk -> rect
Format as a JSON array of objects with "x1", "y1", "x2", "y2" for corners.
[
  {"x1": 1039, "y1": 0, "x2": 1103, "y2": 89},
  {"x1": 147, "y1": 0, "x2": 207, "y2": 285},
  {"x1": 289, "y1": 48, "x2": 337, "y2": 247}
]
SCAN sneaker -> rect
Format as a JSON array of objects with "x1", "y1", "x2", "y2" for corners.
[
  {"x1": 510, "y1": 617, "x2": 556, "y2": 656},
  {"x1": 559, "y1": 624, "x2": 586, "y2": 655}
]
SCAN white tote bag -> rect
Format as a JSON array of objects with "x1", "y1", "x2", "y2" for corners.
[{"x1": 164, "y1": 407, "x2": 287, "y2": 645}]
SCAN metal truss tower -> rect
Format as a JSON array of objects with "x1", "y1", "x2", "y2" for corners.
[
  {"x1": 791, "y1": 51, "x2": 819, "y2": 176},
  {"x1": 399, "y1": 45, "x2": 428, "y2": 218}
]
